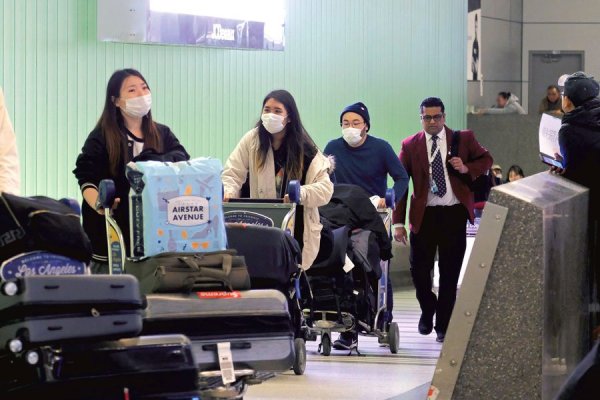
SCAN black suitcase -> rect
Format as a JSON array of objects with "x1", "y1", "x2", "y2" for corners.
[
  {"x1": 0, "y1": 334, "x2": 199, "y2": 400},
  {"x1": 0, "y1": 275, "x2": 144, "y2": 350},
  {"x1": 143, "y1": 290, "x2": 295, "y2": 374}
]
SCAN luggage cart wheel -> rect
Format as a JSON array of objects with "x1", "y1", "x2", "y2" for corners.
[
  {"x1": 2, "y1": 281, "x2": 19, "y2": 296},
  {"x1": 388, "y1": 322, "x2": 399, "y2": 354},
  {"x1": 320, "y1": 333, "x2": 332, "y2": 356},
  {"x1": 385, "y1": 188, "x2": 395, "y2": 209},
  {"x1": 293, "y1": 338, "x2": 306, "y2": 375},
  {"x1": 287, "y1": 180, "x2": 301, "y2": 204},
  {"x1": 59, "y1": 198, "x2": 81, "y2": 215},
  {"x1": 98, "y1": 179, "x2": 116, "y2": 209},
  {"x1": 8, "y1": 338, "x2": 23, "y2": 354},
  {"x1": 25, "y1": 350, "x2": 40, "y2": 365}
]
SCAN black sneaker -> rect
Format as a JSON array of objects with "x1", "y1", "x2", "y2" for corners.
[
  {"x1": 333, "y1": 331, "x2": 358, "y2": 350},
  {"x1": 436, "y1": 331, "x2": 446, "y2": 343},
  {"x1": 418, "y1": 313, "x2": 434, "y2": 335}
]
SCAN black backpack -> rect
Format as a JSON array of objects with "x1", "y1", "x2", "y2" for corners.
[
  {"x1": 449, "y1": 130, "x2": 479, "y2": 192},
  {"x1": 0, "y1": 192, "x2": 92, "y2": 263}
]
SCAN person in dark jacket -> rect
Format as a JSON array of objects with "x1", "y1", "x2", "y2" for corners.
[
  {"x1": 554, "y1": 71, "x2": 600, "y2": 337},
  {"x1": 73, "y1": 68, "x2": 189, "y2": 273},
  {"x1": 556, "y1": 72, "x2": 600, "y2": 210}
]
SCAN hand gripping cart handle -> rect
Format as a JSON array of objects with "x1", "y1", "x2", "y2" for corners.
[
  {"x1": 384, "y1": 188, "x2": 395, "y2": 210},
  {"x1": 97, "y1": 179, "x2": 125, "y2": 275}
]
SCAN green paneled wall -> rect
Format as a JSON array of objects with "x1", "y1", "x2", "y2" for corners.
[{"x1": 1, "y1": 0, "x2": 466, "y2": 198}]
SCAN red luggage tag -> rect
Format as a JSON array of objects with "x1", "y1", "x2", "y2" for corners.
[{"x1": 196, "y1": 291, "x2": 241, "y2": 299}]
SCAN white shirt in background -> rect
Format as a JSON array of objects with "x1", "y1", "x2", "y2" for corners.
[{"x1": 424, "y1": 127, "x2": 459, "y2": 207}]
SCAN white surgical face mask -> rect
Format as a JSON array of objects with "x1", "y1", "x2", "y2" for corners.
[
  {"x1": 342, "y1": 127, "x2": 362, "y2": 146},
  {"x1": 123, "y1": 93, "x2": 152, "y2": 118},
  {"x1": 261, "y1": 113, "x2": 286, "y2": 134}
]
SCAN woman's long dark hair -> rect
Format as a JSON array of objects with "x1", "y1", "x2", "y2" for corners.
[
  {"x1": 255, "y1": 90, "x2": 317, "y2": 180},
  {"x1": 96, "y1": 68, "x2": 162, "y2": 176}
]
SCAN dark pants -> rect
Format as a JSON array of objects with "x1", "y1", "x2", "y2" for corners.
[{"x1": 409, "y1": 204, "x2": 467, "y2": 334}]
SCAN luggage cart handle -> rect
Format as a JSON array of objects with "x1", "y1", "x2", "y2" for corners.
[
  {"x1": 287, "y1": 180, "x2": 301, "y2": 204},
  {"x1": 385, "y1": 188, "x2": 396, "y2": 209},
  {"x1": 98, "y1": 179, "x2": 117, "y2": 210}
]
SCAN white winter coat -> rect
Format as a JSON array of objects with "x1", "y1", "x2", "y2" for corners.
[
  {"x1": 222, "y1": 129, "x2": 333, "y2": 269},
  {"x1": 0, "y1": 87, "x2": 20, "y2": 195}
]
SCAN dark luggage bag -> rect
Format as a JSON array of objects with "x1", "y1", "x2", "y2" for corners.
[
  {"x1": 225, "y1": 224, "x2": 301, "y2": 288},
  {"x1": 0, "y1": 334, "x2": 199, "y2": 400},
  {"x1": 0, "y1": 192, "x2": 92, "y2": 263},
  {"x1": 125, "y1": 250, "x2": 251, "y2": 295},
  {"x1": 143, "y1": 290, "x2": 295, "y2": 373},
  {"x1": 0, "y1": 275, "x2": 144, "y2": 349}
]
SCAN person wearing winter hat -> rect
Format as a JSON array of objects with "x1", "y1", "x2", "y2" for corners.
[
  {"x1": 324, "y1": 102, "x2": 408, "y2": 208},
  {"x1": 324, "y1": 102, "x2": 409, "y2": 350},
  {"x1": 553, "y1": 71, "x2": 600, "y2": 334}
]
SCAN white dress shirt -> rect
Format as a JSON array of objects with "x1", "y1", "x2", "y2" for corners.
[{"x1": 425, "y1": 127, "x2": 460, "y2": 206}]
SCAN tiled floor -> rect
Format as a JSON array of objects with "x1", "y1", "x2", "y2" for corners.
[{"x1": 245, "y1": 288, "x2": 441, "y2": 400}]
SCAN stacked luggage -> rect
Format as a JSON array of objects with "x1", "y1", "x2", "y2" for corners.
[
  {"x1": 112, "y1": 157, "x2": 297, "y2": 398},
  {"x1": 0, "y1": 193, "x2": 201, "y2": 399},
  {"x1": 225, "y1": 222, "x2": 307, "y2": 375},
  {"x1": 0, "y1": 275, "x2": 200, "y2": 400},
  {"x1": 143, "y1": 290, "x2": 295, "y2": 395}
]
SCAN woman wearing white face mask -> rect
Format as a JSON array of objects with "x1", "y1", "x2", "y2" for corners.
[
  {"x1": 222, "y1": 89, "x2": 334, "y2": 270},
  {"x1": 74, "y1": 69, "x2": 189, "y2": 273}
]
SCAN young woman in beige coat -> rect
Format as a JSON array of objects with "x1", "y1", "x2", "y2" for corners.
[{"x1": 222, "y1": 89, "x2": 333, "y2": 270}]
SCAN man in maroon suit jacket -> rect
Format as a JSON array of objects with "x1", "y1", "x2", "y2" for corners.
[{"x1": 392, "y1": 97, "x2": 493, "y2": 342}]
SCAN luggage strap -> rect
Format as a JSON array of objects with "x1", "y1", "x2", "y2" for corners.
[{"x1": 179, "y1": 254, "x2": 233, "y2": 291}]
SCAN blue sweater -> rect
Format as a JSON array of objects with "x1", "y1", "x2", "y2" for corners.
[{"x1": 324, "y1": 135, "x2": 409, "y2": 200}]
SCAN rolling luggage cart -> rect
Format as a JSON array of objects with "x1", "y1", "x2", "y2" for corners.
[
  {"x1": 303, "y1": 188, "x2": 400, "y2": 355},
  {"x1": 98, "y1": 178, "x2": 297, "y2": 399},
  {"x1": 0, "y1": 193, "x2": 201, "y2": 400},
  {"x1": 224, "y1": 180, "x2": 309, "y2": 375}
]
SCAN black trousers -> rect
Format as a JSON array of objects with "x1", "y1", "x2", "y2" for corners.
[{"x1": 409, "y1": 204, "x2": 467, "y2": 334}]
